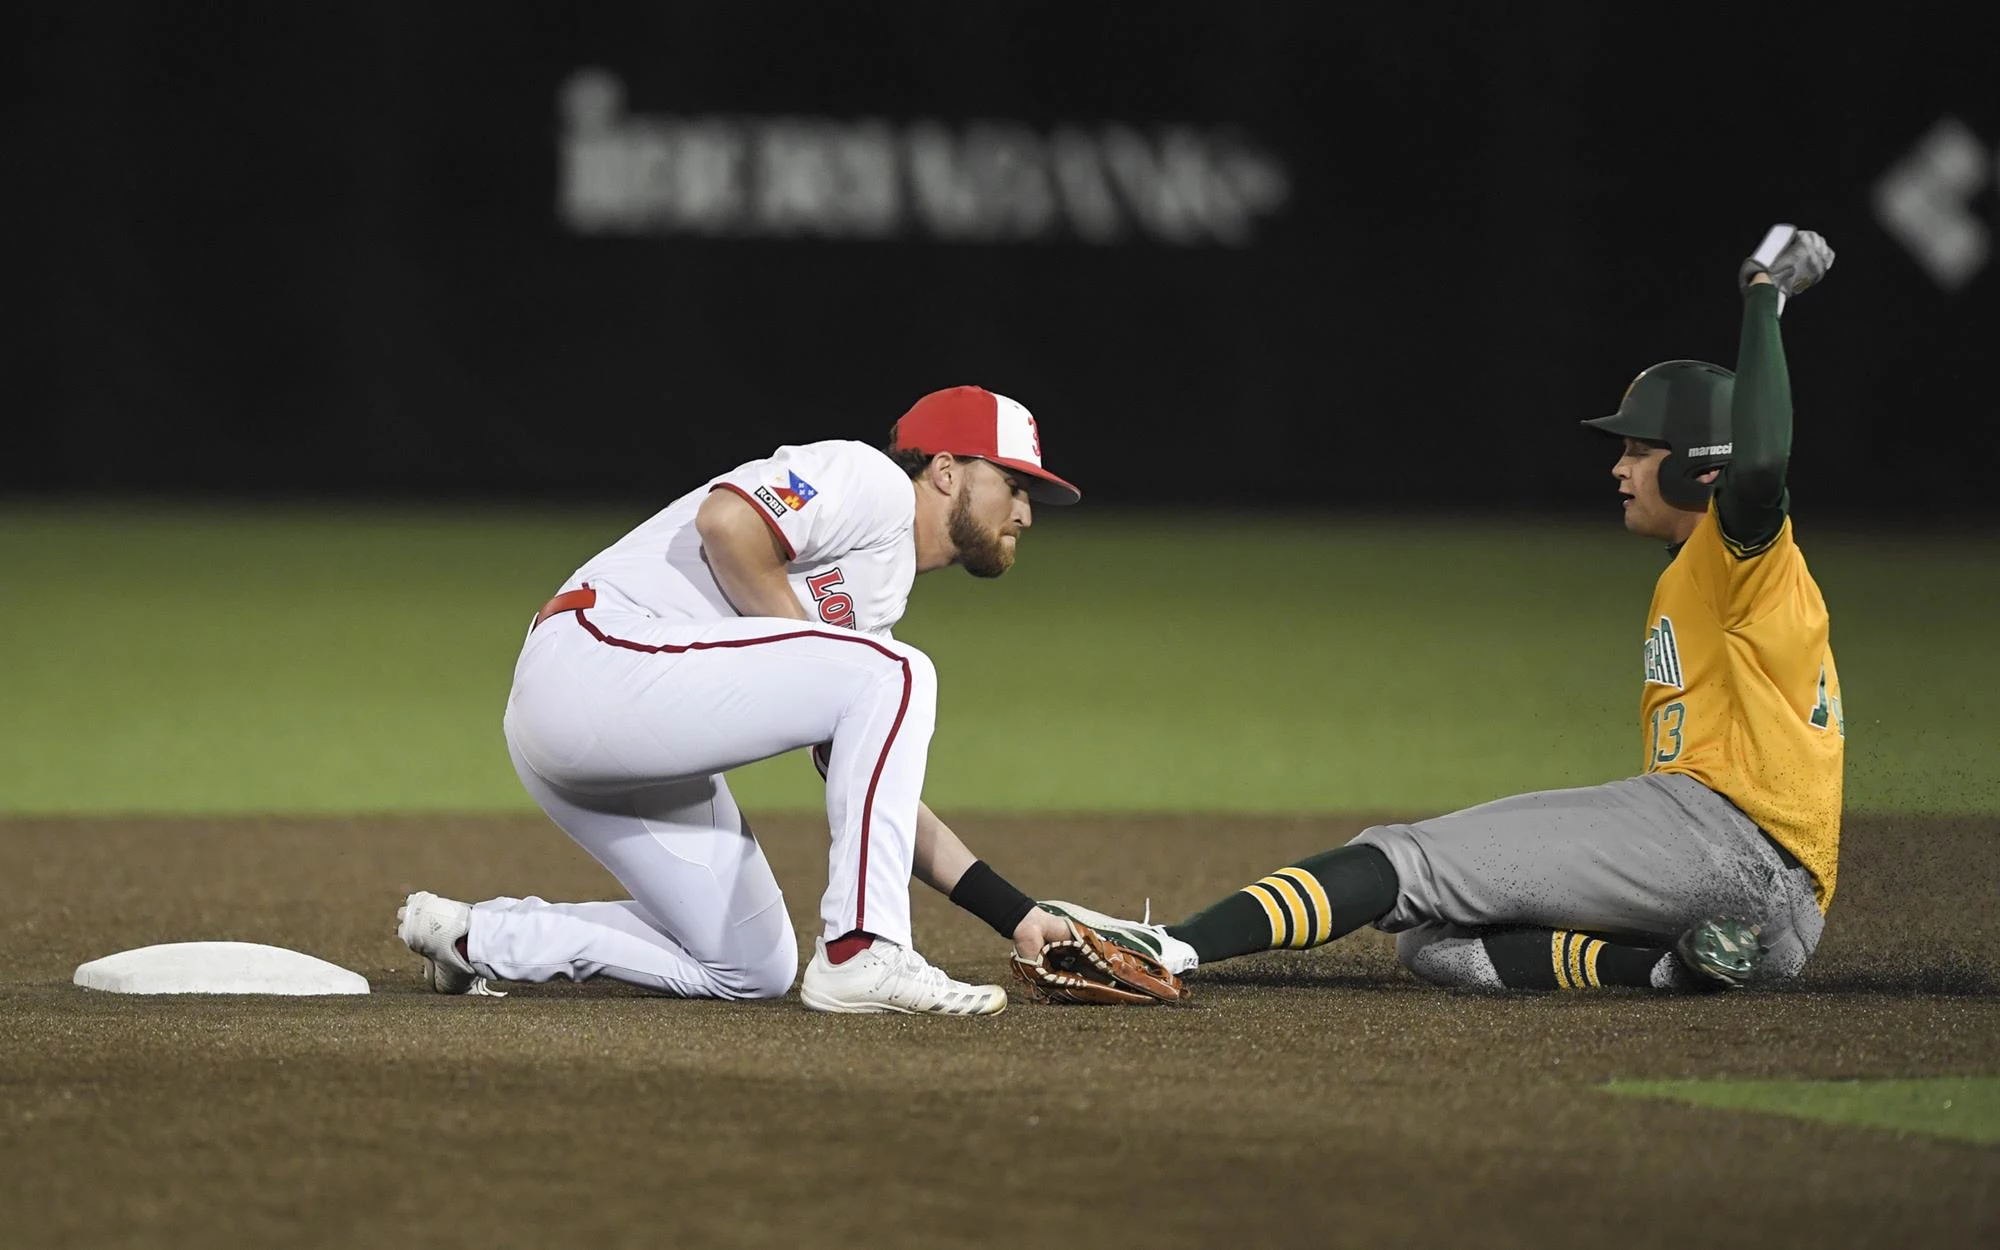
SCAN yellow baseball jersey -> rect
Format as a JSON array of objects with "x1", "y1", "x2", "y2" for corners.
[{"x1": 1639, "y1": 502, "x2": 1844, "y2": 908}]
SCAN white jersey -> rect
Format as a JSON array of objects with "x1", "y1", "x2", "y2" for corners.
[{"x1": 563, "y1": 440, "x2": 917, "y2": 638}]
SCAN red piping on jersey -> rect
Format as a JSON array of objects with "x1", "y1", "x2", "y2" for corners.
[
  {"x1": 533, "y1": 586, "x2": 598, "y2": 630},
  {"x1": 709, "y1": 482, "x2": 798, "y2": 561},
  {"x1": 568, "y1": 610, "x2": 910, "y2": 935}
]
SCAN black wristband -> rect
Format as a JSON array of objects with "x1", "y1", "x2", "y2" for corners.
[{"x1": 948, "y1": 860, "x2": 1037, "y2": 939}]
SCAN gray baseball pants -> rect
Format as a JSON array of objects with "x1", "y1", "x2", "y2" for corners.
[{"x1": 1347, "y1": 773, "x2": 1824, "y2": 987}]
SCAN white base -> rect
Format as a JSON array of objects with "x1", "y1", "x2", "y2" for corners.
[{"x1": 73, "y1": 941, "x2": 370, "y2": 996}]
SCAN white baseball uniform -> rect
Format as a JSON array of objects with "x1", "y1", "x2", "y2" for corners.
[{"x1": 473, "y1": 440, "x2": 935, "y2": 999}]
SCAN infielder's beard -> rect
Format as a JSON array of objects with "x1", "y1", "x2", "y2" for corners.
[{"x1": 948, "y1": 489, "x2": 1014, "y2": 579}]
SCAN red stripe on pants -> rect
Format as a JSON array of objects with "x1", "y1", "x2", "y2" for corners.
[{"x1": 570, "y1": 613, "x2": 911, "y2": 933}]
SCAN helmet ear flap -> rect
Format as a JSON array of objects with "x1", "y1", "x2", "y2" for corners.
[{"x1": 1655, "y1": 451, "x2": 1720, "y2": 511}]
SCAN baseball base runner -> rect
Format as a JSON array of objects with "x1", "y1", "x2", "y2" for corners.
[{"x1": 1047, "y1": 225, "x2": 1844, "y2": 993}]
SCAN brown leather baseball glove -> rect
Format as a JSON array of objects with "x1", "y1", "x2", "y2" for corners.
[{"x1": 1009, "y1": 917, "x2": 1189, "y2": 1005}]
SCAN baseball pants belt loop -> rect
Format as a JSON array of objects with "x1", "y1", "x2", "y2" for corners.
[{"x1": 533, "y1": 585, "x2": 597, "y2": 630}]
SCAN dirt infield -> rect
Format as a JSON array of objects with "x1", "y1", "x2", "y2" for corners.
[{"x1": 2, "y1": 811, "x2": 1995, "y2": 1249}]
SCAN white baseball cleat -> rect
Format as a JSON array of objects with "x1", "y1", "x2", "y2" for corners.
[
  {"x1": 397, "y1": 890, "x2": 506, "y2": 997},
  {"x1": 1036, "y1": 899, "x2": 1200, "y2": 976},
  {"x1": 798, "y1": 939, "x2": 1006, "y2": 1015}
]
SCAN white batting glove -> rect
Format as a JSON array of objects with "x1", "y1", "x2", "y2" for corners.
[{"x1": 1738, "y1": 225, "x2": 1835, "y2": 312}]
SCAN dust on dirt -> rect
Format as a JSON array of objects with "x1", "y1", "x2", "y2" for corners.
[{"x1": 2, "y1": 811, "x2": 1994, "y2": 1248}]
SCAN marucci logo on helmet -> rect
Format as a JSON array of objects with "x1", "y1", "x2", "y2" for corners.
[{"x1": 1685, "y1": 444, "x2": 1733, "y2": 457}]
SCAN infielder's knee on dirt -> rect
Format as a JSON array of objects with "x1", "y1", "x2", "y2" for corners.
[
  {"x1": 705, "y1": 916, "x2": 801, "y2": 1000},
  {"x1": 469, "y1": 894, "x2": 801, "y2": 1000}
]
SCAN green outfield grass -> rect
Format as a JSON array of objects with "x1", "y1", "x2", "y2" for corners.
[
  {"x1": 1606, "y1": 1078, "x2": 2000, "y2": 1145},
  {"x1": 1, "y1": 502, "x2": 1993, "y2": 815}
]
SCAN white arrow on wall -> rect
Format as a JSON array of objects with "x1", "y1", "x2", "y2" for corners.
[{"x1": 1872, "y1": 116, "x2": 1992, "y2": 291}]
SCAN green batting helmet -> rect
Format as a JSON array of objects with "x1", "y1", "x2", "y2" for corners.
[{"x1": 1581, "y1": 359, "x2": 1736, "y2": 510}]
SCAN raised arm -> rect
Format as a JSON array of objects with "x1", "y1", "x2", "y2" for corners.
[
  {"x1": 1717, "y1": 227, "x2": 1834, "y2": 553},
  {"x1": 1715, "y1": 280, "x2": 1791, "y2": 550}
]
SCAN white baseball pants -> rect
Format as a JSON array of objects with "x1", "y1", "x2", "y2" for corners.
[{"x1": 470, "y1": 582, "x2": 937, "y2": 999}]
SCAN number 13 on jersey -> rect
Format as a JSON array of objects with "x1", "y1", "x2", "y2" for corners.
[
  {"x1": 1651, "y1": 664, "x2": 1844, "y2": 772},
  {"x1": 1649, "y1": 701, "x2": 1687, "y2": 767}
]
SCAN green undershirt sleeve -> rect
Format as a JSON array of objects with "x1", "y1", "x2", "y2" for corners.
[{"x1": 1716, "y1": 283, "x2": 1792, "y2": 553}]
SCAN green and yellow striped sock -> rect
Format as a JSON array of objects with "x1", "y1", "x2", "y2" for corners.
[
  {"x1": 1167, "y1": 845, "x2": 1399, "y2": 963},
  {"x1": 1243, "y1": 868, "x2": 1335, "y2": 949},
  {"x1": 1480, "y1": 928, "x2": 1672, "y2": 990}
]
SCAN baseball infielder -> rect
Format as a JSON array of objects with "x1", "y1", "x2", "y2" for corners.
[
  {"x1": 399, "y1": 385, "x2": 1082, "y2": 1013},
  {"x1": 1049, "y1": 226, "x2": 1843, "y2": 992}
]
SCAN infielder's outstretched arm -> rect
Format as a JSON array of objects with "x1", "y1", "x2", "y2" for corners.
[
  {"x1": 914, "y1": 802, "x2": 1075, "y2": 959},
  {"x1": 695, "y1": 489, "x2": 810, "y2": 620},
  {"x1": 911, "y1": 801, "x2": 979, "y2": 894}
]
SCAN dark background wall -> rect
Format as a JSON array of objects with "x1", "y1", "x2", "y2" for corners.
[{"x1": 14, "y1": 4, "x2": 1998, "y2": 513}]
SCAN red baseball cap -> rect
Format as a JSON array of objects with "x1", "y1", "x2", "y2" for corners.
[{"x1": 890, "y1": 386, "x2": 1082, "y2": 505}]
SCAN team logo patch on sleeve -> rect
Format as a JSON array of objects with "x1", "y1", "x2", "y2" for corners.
[{"x1": 774, "y1": 472, "x2": 818, "y2": 512}]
